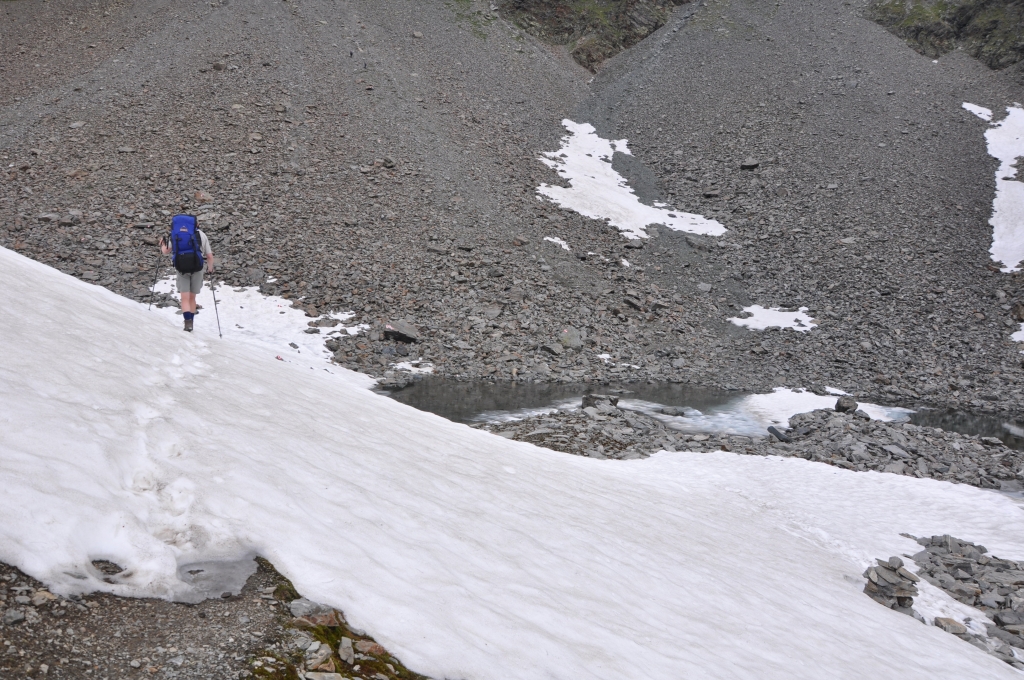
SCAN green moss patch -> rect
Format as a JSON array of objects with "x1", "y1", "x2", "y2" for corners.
[
  {"x1": 867, "y1": 0, "x2": 1024, "y2": 70},
  {"x1": 499, "y1": 0, "x2": 692, "y2": 71}
]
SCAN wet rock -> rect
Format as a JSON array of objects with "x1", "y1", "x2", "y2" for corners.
[
  {"x1": 834, "y1": 396, "x2": 858, "y2": 413},
  {"x1": 582, "y1": 394, "x2": 619, "y2": 408}
]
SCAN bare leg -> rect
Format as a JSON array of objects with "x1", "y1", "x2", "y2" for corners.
[{"x1": 181, "y1": 292, "x2": 196, "y2": 313}]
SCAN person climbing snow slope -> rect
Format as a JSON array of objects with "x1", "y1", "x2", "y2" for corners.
[{"x1": 159, "y1": 214, "x2": 214, "y2": 332}]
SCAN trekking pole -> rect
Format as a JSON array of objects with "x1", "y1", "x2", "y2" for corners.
[
  {"x1": 147, "y1": 261, "x2": 163, "y2": 310},
  {"x1": 211, "y1": 276, "x2": 223, "y2": 339}
]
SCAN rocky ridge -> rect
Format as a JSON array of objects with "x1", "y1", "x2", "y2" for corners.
[
  {"x1": 479, "y1": 395, "x2": 1024, "y2": 491},
  {"x1": 862, "y1": 536, "x2": 1024, "y2": 670},
  {"x1": 868, "y1": 0, "x2": 1024, "y2": 73}
]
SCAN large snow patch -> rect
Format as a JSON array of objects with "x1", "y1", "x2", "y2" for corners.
[
  {"x1": 964, "y1": 102, "x2": 1024, "y2": 272},
  {"x1": 1, "y1": 247, "x2": 1022, "y2": 679},
  {"x1": 538, "y1": 120, "x2": 726, "y2": 240}
]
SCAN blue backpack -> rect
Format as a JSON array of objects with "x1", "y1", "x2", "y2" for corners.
[{"x1": 170, "y1": 215, "x2": 204, "y2": 274}]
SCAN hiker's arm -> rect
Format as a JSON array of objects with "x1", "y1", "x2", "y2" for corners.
[
  {"x1": 159, "y1": 236, "x2": 171, "y2": 256},
  {"x1": 206, "y1": 252, "x2": 215, "y2": 273}
]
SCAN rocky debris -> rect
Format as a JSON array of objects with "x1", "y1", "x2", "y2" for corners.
[
  {"x1": 0, "y1": 559, "x2": 285, "y2": 679},
  {"x1": 0, "y1": 558, "x2": 429, "y2": 680},
  {"x1": 750, "y1": 408, "x2": 1024, "y2": 490},
  {"x1": 868, "y1": 0, "x2": 1024, "y2": 71},
  {"x1": 908, "y1": 535, "x2": 1024, "y2": 670},
  {"x1": 481, "y1": 395, "x2": 767, "y2": 460},
  {"x1": 863, "y1": 556, "x2": 922, "y2": 620},
  {"x1": 275, "y1": 598, "x2": 426, "y2": 680},
  {"x1": 479, "y1": 397, "x2": 1024, "y2": 492}
]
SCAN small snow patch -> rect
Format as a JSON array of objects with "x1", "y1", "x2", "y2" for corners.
[
  {"x1": 538, "y1": 120, "x2": 725, "y2": 240},
  {"x1": 729, "y1": 305, "x2": 817, "y2": 333},
  {"x1": 394, "y1": 360, "x2": 434, "y2": 375},
  {"x1": 543, "y1": 236, "x2": 570, "y2": 251},
  {"x1": 962, "y1": 102, "x2": 992, "y2": 121}
]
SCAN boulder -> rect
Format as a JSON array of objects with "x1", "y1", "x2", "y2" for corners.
[
  {"x1": 383, "y1": 319, "x2": 420, "y2": 343},
  {"x1": 582, "y1": 394, "x2": 618, "y2": 409},
  {"x1": 289, "y1": 597, "x2": 332, "y2": 618},
  {"x1": 558, "y1": 326, "x2": 583, "y2": 350},
  {"x1": 835, "y1": 395, "x2": 858, "y2": 412}
]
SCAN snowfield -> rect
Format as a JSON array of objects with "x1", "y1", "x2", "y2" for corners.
[{"x1": 2, "y1": 246, "x2": 1024, "y2": 679}]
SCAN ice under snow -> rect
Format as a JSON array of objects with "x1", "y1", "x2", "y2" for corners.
[
  {"x1": 964, "y1": 102, "x2": 1024, "y2": 272},
  {"x1": 3, "y1": 246, "x2": 1024, "y2": 679},
  {"x1": 729, "y1": 304, "x2": 818, "y2": 332},
  {"x1": 538, "y1": 120, "x2": 726, "y2": 240}
]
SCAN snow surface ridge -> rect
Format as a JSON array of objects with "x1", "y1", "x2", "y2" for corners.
[
  {"x1": 537, "y1": 120, "x2": 726, "y2": 240},
  {"x1": 2, "y1": 246, "x2": 1024, "y2": 679},
  {"x1": 963, "y1": 102, "x2": 1024, "y2": 272}
]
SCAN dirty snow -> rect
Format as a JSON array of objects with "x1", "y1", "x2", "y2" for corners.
[
  {"x1": 729, "y1": 305, "x2": 818, "y2": 332},
  {"x1": 538, "y1": 120, "x2": 726, "y2": 240},
  {"x1": 2, "y1": 247, "x2": 1022, "y2": 680},
  {"x1": 964, "y1": 103, "x2": 1024, "y2": 272}
]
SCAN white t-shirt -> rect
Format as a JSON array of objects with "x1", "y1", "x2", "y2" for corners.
[{"x1": 195, "y1": 229, "x2": 213, "y2": 257}]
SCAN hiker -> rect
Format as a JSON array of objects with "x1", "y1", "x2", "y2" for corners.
[{"x1": 159, "y1": 214, "x2": 214, "y2": 332}]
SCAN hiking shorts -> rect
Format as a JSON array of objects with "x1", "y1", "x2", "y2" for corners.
[{"x1": 176, "y1": 270, "x2": 204, "y2": 294}]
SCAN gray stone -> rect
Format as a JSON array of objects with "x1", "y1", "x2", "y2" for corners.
[
  {"x1": 2, "y1": 609, "x2": 25, "y2": 625},
  {"x1": 540, "y1": 343, "x2": 563, "y2": 356},
  {"x1": 697, "y1": 282, "x2": 712, "y2": 293},
  {"x1": 740, "y1": 157, "x2": 760, "y2": 170},
  {"x1": 338, "y1": 637, "x2": 355, "y2": 665},
  {"x1": 558, "y1": 326, "x2": 583, "y2": 350},
  {"x1": 882, "y1": 444, "x2": 910, "y2": 458},
  {"x1": 289, "y1": 597, "x2": 331, "y2": 618},
  {"x1": 934, "y1": 617, "x2": 967, "y2": 635}
]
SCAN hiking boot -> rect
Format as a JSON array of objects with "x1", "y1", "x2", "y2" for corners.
[{"x1": 184, "y1": 318, "x2": 194, "y2": 332}]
